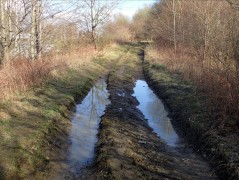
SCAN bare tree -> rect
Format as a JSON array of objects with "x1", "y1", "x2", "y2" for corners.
[
  {"x1": 138, "y1": 0, "x2": 239, "y2": 128},
  {"x1": 36, "y1": 0, "x2": 42, "y2": 59},
  {"x1": 30, "y1": 0, "x2": 36, "y2": 59},
  {"x1": 131, "y1": 6, "x2": 151, "y2": 41},
  {"x1": 0, "y1": 0, "x2": 13, "y2": 63},
  {"x1": 172, "y1": 0, "x2": 177, "y2": 54},
  {"x1": 0, "y1": 0, "x2": 7, "y2": 63},
  {"x1": 0, "y1": 0, "x2": 32, "y2": 63},
  {"x1": 77, "y1": 0, "x2": 120, "y2": 49},
  {"x1": 30, "y1": 0, "x2": 42, "y2": 60}
]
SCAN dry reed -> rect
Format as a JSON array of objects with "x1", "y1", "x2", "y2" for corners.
[
  {"x1": 0, "y1": 45, "x2": 97, "y2": 99},
  {"x1": 146, "y1": 45, "x2": 239, "y2": 129}
]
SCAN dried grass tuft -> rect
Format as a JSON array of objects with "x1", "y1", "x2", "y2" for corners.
[
  {"x1": 0, "y1": 45, "x2": 97, "y2": 99},
  {"x1": 146, "y1": 45, "x2": 239, "y2": 128}
]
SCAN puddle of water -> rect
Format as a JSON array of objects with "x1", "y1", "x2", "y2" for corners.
[
  {"x1": 68, "y1": 78, "x2": 110, "y2": 173},
  {"x1": 133, "y1": 80, "x2": 180, "y2": 147}
]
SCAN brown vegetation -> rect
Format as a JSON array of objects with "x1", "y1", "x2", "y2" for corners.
[
  {"x1": 136, "y1": 0, "x2": 239, "y2": 129},
  {"x1": 101, "y1": 14, "x2": 133, "y2": 45},
  {"x1": 146, "y1": 45, "x2": 239, "y2": 130},
  {"x1": 0, "y1": 45, "x2": 96, "y2": 100},
  {"x1": 0, "y1": 0, "x2": 105, "y2": 99}
]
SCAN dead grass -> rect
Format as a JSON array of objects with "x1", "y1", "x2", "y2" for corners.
[
  {"x1": 0, "y1": 45, "x2": 97, "y2": 100},
  {"x1": 49, "y1": 45, "x2": 97, "y2": 69},
  {"x1": 0, "y1": 43, "x2": 122, "y2": 179},
  {"x1": 146, "y1": 45, "x2": 239, "y2": 129}
]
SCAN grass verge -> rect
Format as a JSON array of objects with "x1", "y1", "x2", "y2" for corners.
[
  {"x1": 0, "y1": 45, "x2": 123, "y2": 179},
  {"x1": 143, "y1": 59, "x2": 239, "y2": 180}
]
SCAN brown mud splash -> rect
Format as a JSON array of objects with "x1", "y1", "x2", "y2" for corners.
[{"x1": 83, "y1": 44, "x2": 217, "y2": 180}]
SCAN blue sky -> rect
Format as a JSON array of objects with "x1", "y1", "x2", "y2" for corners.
[
  {"x1": 116, "y1": 0, "x2": 156, "y2": 19},
  {"x1": 51, "y1": 0, "x2": 156, "y2": 23}
]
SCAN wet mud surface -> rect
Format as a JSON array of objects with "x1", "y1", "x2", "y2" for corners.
[{"x1": 83, "y1": 47, "x2": 218, "y2": 179}]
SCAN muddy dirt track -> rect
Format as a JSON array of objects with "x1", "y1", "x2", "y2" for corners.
[{"x1": 79, "y1": 44, "x2": 218, "y2": 180}]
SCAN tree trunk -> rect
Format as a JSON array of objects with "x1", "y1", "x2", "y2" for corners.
[
  {"x1": 173, "y1": 0, "x2": 177, "y2": 55},
  {"x1": 31, "y1": 0, "x2": 36, "y2": 60},
  {"x1": 6, "y1": 0, "x2": 11, "y2": 63},
  {"x1": 1, "y1": 0, "x2": 5, "y2": 64},
  {"x1": 91, "y1": 28, "x2": 97, "y2": 50},
  {"x1": 0, "y1": 0, "x2": 10, "y2": 64},
  {"x1": 90, "y1": 0, "x2": 97, "y2": 50},
  {"x1": 36, "y1": 0, "x2": 42, "y2": 59}
]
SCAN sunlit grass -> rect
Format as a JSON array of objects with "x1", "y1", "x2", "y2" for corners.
[{"x1": 0, "y1": 44, "x2": 124, "y2": 179}]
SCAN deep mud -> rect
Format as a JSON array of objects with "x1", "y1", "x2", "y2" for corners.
[{"x1": 82, "y1": 45, "x2": 217, "y2": 179}]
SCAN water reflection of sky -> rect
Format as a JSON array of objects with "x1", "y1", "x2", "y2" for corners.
[
  {"x1": 133, "y1": 80, "x2": 179, "y2": 147},
  {"x1": 68, "y1": 79, "x2": 110, "y2": 172}
]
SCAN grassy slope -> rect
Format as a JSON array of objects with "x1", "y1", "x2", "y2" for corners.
[
  {"x1": 143, "y1": 60, "x2": 239, "y2": 180},
  {"x1": 0, "y1": 45, "x2": 125, "y2": 179}
]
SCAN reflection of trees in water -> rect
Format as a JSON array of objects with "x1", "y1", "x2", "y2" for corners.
[
  {"x1": 87, "y1": 80, "x2": 110, "y2": 125},
  {"x1": 146, "y1": 98, "x2": 176, "y2": 139},
  {"x1": 68, "y1": 79, "x2": 110, "y2": 166},
  {"x1": 135, "y1": 80, "x2": 178, "y2": 143}
]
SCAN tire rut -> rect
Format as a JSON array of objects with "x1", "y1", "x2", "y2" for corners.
[{"x1": 84, "y1": 45, "x2": 218, "y2": 179}]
